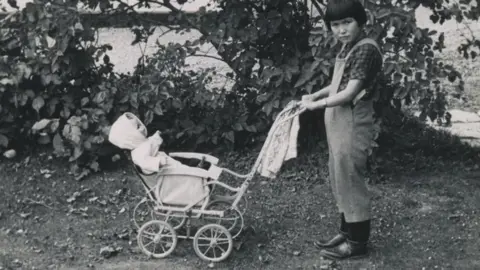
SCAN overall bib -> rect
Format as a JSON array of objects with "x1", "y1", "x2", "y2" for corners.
[{"x1": 324, "y1": 38, "x2": 382, "y2": 223}]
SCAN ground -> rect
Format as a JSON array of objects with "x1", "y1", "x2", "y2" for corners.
[{"x1": 1, "y1": 137, "x2": 479, "y2": 270}]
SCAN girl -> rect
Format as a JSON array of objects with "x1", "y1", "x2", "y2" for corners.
[{"x1": 299, "y1": 0, "x2": 383, "y2": 260}]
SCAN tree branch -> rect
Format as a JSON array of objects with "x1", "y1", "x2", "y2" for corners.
[
  {"x1": 310, "y1": 0, "x2": 325, "y2": 18},
  {"x1": 186, "y1": 54, "x2": 225, "y2": 62},
  {"x1": 156, "y1": 0, "x2": 238, "y2": 75}
]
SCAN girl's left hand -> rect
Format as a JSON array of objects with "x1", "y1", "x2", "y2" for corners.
[{"x1": 298, "y1": 100, "x2": 317, "y2": 111}]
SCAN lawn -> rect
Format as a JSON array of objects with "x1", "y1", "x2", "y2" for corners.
[{"x1": 1, "y1": 130, "x2": 479, "y2": 270}]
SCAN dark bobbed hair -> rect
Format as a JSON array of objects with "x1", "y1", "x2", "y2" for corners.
[{"x1": 324, "y1": 0, "x2": 367, "y2": 30}]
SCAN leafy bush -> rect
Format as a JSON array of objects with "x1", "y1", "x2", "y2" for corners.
[
  {"x1": 117, "y1": 42, "x2": 261, "y2": 151},
  {"x1": 0, "y1": 1, "x2": 115, "y2": 176},
  {"x1": 76, "y1": 0, "x2": 478, "y2": 143},
  {"x1": 1, "y1": 0, "x2": 479, "y2": 179},
  {"x1": 0, "y1": 1, "x2": 262, "y2": 179}
]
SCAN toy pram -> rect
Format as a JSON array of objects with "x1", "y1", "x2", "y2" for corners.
[{"x1": 111, "y1": 102, "x2": 305, "y2": 262}]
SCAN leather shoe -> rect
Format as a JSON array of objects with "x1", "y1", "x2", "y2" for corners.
[
  {"x1": 319, "y1": 240, "x2": 368, "y2": 260},
  {"x1": 313, "y1": 233, "x2": 347, "y2": 249}
]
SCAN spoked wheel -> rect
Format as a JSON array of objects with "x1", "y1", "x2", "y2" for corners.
[
  {"x1": 210, "y1": 195, "x2": 248, "y2": 215},
  {"x1": 137, "y1": 220, "x2": 178, "y2": 259},
  {"x1": 133, "y1": 198, "x2": 155, "y2": 229},
  {"x1": 133, "y1": 198, "x2": 186, "y2": 230},
  {"x1": 204, "y1": 200, "x2": 244, "y2": 239},
  {"x1": 155, "y1": 209, "x2": 187, "y2": 230},
  {"x1": 193, "y1": 224, "x2": 233, "y2": 262}
]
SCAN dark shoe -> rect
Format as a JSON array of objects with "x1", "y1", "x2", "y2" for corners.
[
  {"x1": 314, "y1": 233, "x2": 347, "y2": 249},
  {"x1": 319, "y1": 240, "x2": 368, "y2": 260}
]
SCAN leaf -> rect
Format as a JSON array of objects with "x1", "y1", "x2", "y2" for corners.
[
  {"x1": 75, "y1": 169, "x2": 90, "y2": 181},
  {"x1": 18, "y1": 93, "x2": 29, "y2": 107},
  {"x1": 0, "y1": 78, "x2": 15, "y2": 85},
  {"x1": 263, "y1": 101, "x2": 273, "y2": 116},
  {"x1": 154, "y1": 101, "x2": 163, "y2": 115},
  {"x1": 63, "y1": 125, "x2": 82, "y2": 144},
  {"x1": 180, "y1": 119, "x2": 195, "y2": 129},
  {"x1": 384, "y1": 63, "x2": 395, "y2": 74},
  {"x1": 32, "y1": 96, "x2": 45, "y2": 112},
  {"x1": 25, "y1": 89, "x2": 35, "y2": 99},
  {"x1": 53, "y1": 133, "x2": 65, "y2": 154},
  {"x1": 415, "y1": 72, "x2": 422, "y2": 82},
  {"x1": 3, "y1": 149, "x2": 16, "y2": 158},
  {"x1": 256, "y1": 93, "x2": 271, "y2": 103},
  {"x1": 172, "y1": 99, "x2": 183, "y2": 109},
  {"x1": 144, "y1": 110, "x2": 154, "y2": 125},
  {"x1": 111, "y1": 154, "x2": 120, "y2": 162},
  {"x1": 48, "y1": 98, "x2": 59, "y2": 116},
  {"x1": 74, "y1": 22, "x2": 84, "y2": 31},
  {"x1": 196, "y1": 134, "x2": 207, "y2": 145},
  {"x1": 233, "y1": 123, "x2": 243, "y2": 131},
  {"x1": 224, "y1": 131, "x2": 234, "y2": 143},
  {"x1": 81, "y1": 97, "x2": 89, "y2": 106},
  {"x1": 69, "y1": 145, "x2": 84, "y2": 162},
  {"x1": 89, "y1": 161, "x2": 99, "y2": 172},
  {"x1": 93, "y1": 91, "x2": 107, "y2": 104},
  {"x1": 393, "y1": 73, "x2": 402, "y2": 83},
  {"x1": 37, "y1": 134, "x2": 50, "y2": 145},
  {"x1": 419, "y1": 111, "x2": 427, "y2": 122},
  {"x1": 19, "y1": 212, "x2": 31, "y2": 219},
  {"x1": 394, "y1": 86, "x2": 409, "y2": 99},
  {"x1": 25, "y1": 3, "x2": 36, "y2": 22},
  {"x1": 0, "y1": 134, "x2": 8, "y2": 147},
  {"x1": 294, "y1": 61, "x2": 321, "y2": 88},
  {"x1": 32, "y1": 119, "x2": 52, "y2": 132},
  {"x1": 175, "y1": 131, "x2": 184, "y2": 139}
]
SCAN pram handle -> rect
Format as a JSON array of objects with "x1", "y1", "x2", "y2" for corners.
[
  {"x1": 209, "y1": 102, "x2": 306, "y2": 180},
  {"x1": 169, "y1": 152, "x2": 219, "y2": 165}
]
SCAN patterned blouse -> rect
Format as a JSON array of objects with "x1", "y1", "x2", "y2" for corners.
[{"x1": 336, "y1": 32, "x2": 383, "y2": 99}]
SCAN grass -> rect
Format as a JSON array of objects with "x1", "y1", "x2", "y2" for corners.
[{"x1": 1, "y1": 121, "x2": 479, "y2": 270}]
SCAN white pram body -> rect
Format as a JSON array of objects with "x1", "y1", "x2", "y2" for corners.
[{"x1": 108, "y1": 112, "x2": 221, "y2": 207}]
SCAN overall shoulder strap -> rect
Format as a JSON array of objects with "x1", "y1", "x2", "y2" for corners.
[
  {"x1": 346, "y1": 38, "x2": 383, "y2": 106},
  {"x1": 345, "y1": 38, "x2": 383, "y2": 61}
]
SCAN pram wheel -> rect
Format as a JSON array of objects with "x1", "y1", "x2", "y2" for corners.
[
  {"x1": 133, "y1": 198, "x2": 155, "y2": 229},
  {"x1": 210, "y1": 195, "x2": 248, "y2": 215},
  {"x1": 193, "y1": 224, "x2": 233, "y2": 262},
  {"x1": 137, "y1": 220, "x2": 178, "y2": 259},
  {"x1": 203, "y1": 200, "x2": 244, "y2": 239},
  {"x1": 156, "y1": 210, "x2": 187, "y2": 230},
  {"x1": 133, "y1": 199, "x2": 186, "y2": 230}
]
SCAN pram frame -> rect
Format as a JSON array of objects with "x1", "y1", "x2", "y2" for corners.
[{"x1": 130, "y1": 102, "x2": 305, "y2": 262}]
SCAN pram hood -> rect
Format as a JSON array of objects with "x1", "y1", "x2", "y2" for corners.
[{"x1": 108, "y1": 112, "x2": 162, "y2": 150}]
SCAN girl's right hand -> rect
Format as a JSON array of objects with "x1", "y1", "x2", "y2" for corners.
[{"x1": 301, "y1": 94, "x2": 315, "y2": 102}]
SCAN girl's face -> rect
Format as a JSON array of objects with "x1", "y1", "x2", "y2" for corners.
[{"x1": 330, "y1": 17, "x2": 361, "y2": 44}]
